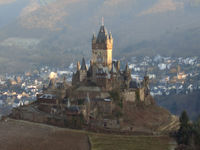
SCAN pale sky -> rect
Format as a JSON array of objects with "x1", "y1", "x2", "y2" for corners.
[{"x1": 0, "y1": 0, "x2": 16, "y2": 5}]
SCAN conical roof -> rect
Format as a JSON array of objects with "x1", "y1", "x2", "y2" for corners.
[
  {"x1": 81, "y1": 58, "x2": 87, "y2": 70},
  {"x1": 125, "y1": 63, "x2": 130, "y2": 73},
  {"x1": 96, "y1": 25, "x2": 108, "y2": 44},
  {"x1": 92, "y1": 33, "x2": 96, "y2": 40},
  {"x1": 111, "y1": 63, "x2": 117, "y2": 73}
]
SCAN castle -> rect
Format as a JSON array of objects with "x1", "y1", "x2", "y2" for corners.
[
  {"x1": 10, "y1": 20, "x2": 179, "y2": 133},
  {"x1": 72, "y1": 21, "x2": 130, "y2": 90},
  {"x1": 11, "y1": 20, "x2": 157, "y2": 131},
  {"x1": 71, "y1": 21, "x2": 150, "y2": 103}
]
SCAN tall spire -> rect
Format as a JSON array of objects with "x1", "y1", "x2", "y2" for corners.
[
  {"x1": 111, "y1": 63, "x2": 117, "y2": 74},
  {"x1": 96, "y1": 17, "x2": 108, "y2": 44},
  {"x1": 109, "y1": 31, "x2": 112, "y2": 40},
  {"x1": 92, "y1": 32, "x2": 96, "y2": 42},
  {"x1": 102, "y1": 16, "x2": 104, "y2": 26},
  {"x1": 92, "y1": 32, "x2": 96, "y2": 39},
  {"x1": 125, "y1": 63, "x2": 130, "y2": 73}
]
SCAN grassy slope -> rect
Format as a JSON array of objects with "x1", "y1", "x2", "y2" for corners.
[
  {"x1": 0, "y1": 119, "x2": 177, "y2": 150},
  {"x1": 90, "y1": 134, "x2": 176, "y2": 150},
  {"x1": 0, "y1": 119, "x2": 89, "y2": 150}
]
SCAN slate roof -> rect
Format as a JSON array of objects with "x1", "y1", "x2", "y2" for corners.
[
  {"x1": 111, "y1": 64, "x2": 117, "y2": 73},
  {"x1": 96, "y1": 25, "x2": 108, "y2": 44},
  {"x1": 81, "y1": 58, "x2": 87, "y2": 70},
  {"x1": 129, "y1": 81, "x2": 141, "y2": 89}
]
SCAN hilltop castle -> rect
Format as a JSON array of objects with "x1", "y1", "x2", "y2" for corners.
[
  {"x1": 72, "y1": 21, "x2": 128, "y2": 90},
  {"x1": 10, "y1": 20, "x2": 179, "y2": 133},
  {"x1": 72, "y1": 21, "x2": 150, "y2": 102}
]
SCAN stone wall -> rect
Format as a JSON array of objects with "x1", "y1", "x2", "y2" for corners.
[
  {"x1": 122, "y1": 90, "x2": 136, "y2": 102},
  {"x1": 90, "y1": 118, "x2": 121, "y2": 129},
  {"x1": 10, "y1": 106, "x2": 84, "y2": 129}
]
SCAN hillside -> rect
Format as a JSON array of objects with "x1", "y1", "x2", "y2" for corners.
[
  {"x1": 124, "y1": 27, "x2": 200, "y2": 57},
  {"x1": 0, "y1": 118, "x2": 89, "y2": 150},
  {"x1": 0, "y1": 118, "x2": 177, "y2": 150},
  {"x1": 123, "y1": 102, "x2": 179, "y2": 133},
  {"x1": 0, "y1": 0, "x2": 200, "y2": 72},
  {"x1": 155, "y1": 91, "x2": 200, "y2": 120}
]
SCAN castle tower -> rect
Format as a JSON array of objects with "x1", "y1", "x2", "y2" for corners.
[
  {"x1": 143, "y1": 73, "x2": 150, "y2": 96},
  {"x1": 79, "y1": 58, "x2": 87, "y2": 82},
  {"x1": 124, "y1": 63, "x2": 131, "y2": 89},
  {"x1": 116, "y1": 60, "x2": 120, "y2": 71},
  {"x1": 92, "y1": 19, "x2": 113, "y2": 70}
]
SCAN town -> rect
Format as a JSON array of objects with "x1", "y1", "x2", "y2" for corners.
[{"x1": 0, "y1": 55, "x2": 200, "y2": 118}]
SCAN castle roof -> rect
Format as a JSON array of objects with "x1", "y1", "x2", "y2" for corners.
[
  {"x1": 129, "y1": 81, "x2": 142, "y2": 89},
  {"x1": 48, "y1": 79, "x2": 55, "y2": 88},
  {"x1": 96, "y1": 25, "x2": 108, "y2": 44},
  {"x1": 111, "y1": 63, "x2": 117, "y2": 74},
  {"x1": 124, "y1": 63, "x2": 130, "y2": 73},
  {"x1": 81, "y1": 58, "x2": 87, "y2": 70}
]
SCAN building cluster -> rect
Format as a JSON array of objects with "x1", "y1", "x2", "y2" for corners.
[
  {"x1": 0, "y1": 66, "x2": 72, "y2": 116},
  {"x1": 11, "y1": 23, "x2": 152, "y2": 130},
  {"x1": 128, "y1": 55, "x2": 200, "y2": 96}
]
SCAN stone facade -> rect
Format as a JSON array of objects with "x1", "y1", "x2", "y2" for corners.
[{"x1": 72, "y1": 23, "x2": 133, "y2": 91}]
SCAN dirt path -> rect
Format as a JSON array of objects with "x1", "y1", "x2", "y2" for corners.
[{"x1": 0, "y1": 119, "x2": 90, "y2": 150}]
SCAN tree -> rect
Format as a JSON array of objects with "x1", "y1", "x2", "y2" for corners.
[
  {"x1": 180, "y1": 111, "x2": 189, "y2": 127},
  {"x1": 176, "y1": 111, "x2": 192, "y2": 145},
  {"x1": 193, "y1": 115, "x2": 200, "y2": 148},
  {"x1": 176, "y1": 113, "x2": 200, "y2": 150},
  {"x1": 109, "y1": 90, "x2": 123, "y2": 108}
]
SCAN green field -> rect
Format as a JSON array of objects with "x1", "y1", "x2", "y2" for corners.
[{"x1": 89, "y1": 134, "x2": 177, "y2": 150}]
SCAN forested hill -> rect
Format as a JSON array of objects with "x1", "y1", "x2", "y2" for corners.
[{"x1": 155, "y1": 91, "x2": 200, "y2": 120}]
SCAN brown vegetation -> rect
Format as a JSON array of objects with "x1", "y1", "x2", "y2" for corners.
[
  {"x1": 123, "y1": 103, "x2": 179, "y2": 132},
  {"x1": 0, "y1": 119, "x2": 89, "y2": 150}
]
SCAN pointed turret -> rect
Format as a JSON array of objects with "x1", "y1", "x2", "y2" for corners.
[
  {"x1": 116, "y1": 60, "x2": 120, "y2": 71},
  {"x1": 109, "y1": 32, "x2": 113, "y2": 40},
  {"x1": 77, "y1": 61, "x2": 81, "y2": 71},
  {"x1": 48, "y1": 78, "x2": 55, "y2": 89},
  {"x1": 143, "y1": 73, "x2": 150, "y2": 96},
  {"x1": 92, "y1": 32, "x2": 96, "y2": 42},
  {"x1": 111, "y1": 63, "x2": 117, "y2": 74},
  {"x1": 125, "y1": 63, "x2": 130, "y2": 73},
  {"x1": 81, "y1": 58, "x2": 87, "y2": 70},
  {"x1": 102, "y1": 16, "x2": 104, "y2": 26},
  {"x1": 96, "y1": 21, "x2": 108, "y2": 44}
]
